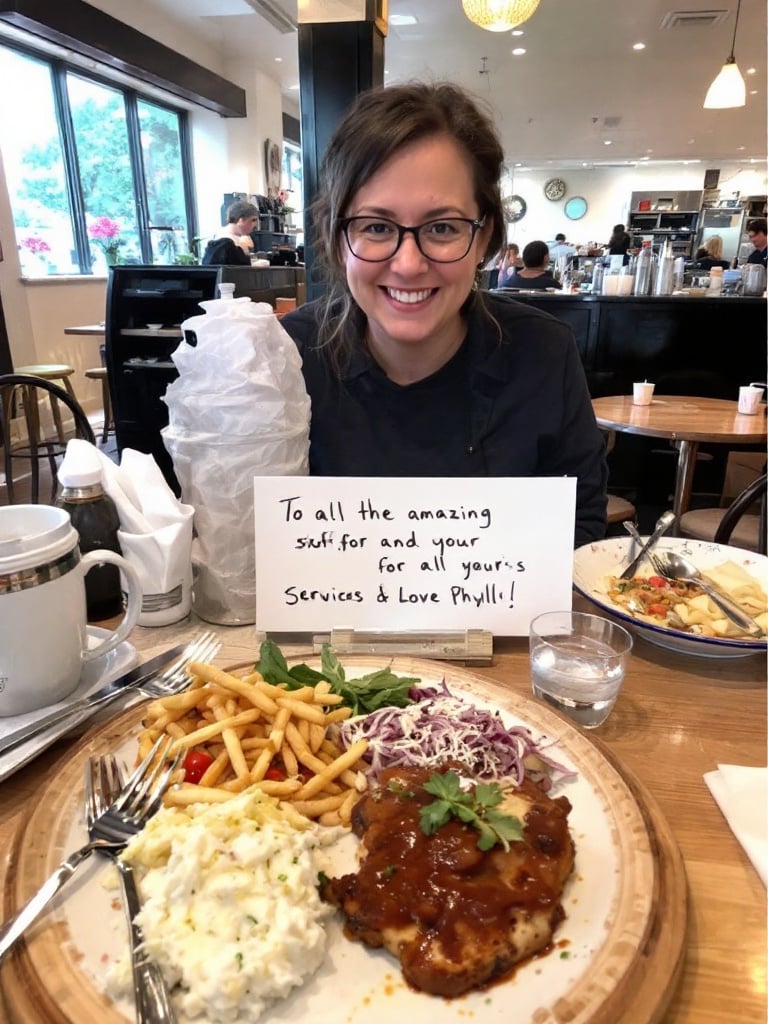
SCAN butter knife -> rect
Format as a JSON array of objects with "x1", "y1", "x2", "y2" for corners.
[{"x1": 0, "y1": 643, "x2": 186, "y2": 758}]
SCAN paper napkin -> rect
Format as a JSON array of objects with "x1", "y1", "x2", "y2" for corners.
[{"x1": 704, "y1": 764, "x2": 768, "y2": 886}]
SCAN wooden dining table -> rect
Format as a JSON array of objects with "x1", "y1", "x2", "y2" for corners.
[
  {"x1": 592, "y1": 394, "x2": 767, "y2": 532},
  {"x1": 0, "y1": 607, "x2": 765, "y2": 1024}
]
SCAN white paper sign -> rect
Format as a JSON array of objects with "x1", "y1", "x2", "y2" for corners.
[{"x1": 253, "y1": 477, "x2": 576, "y2": 634}]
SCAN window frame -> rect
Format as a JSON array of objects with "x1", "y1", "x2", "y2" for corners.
[{"x1": 0, "y1": 37, "x2": 197, "y2": 276}]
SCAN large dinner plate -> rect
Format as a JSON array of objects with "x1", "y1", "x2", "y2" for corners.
[
  {"x1": 574, "y1": 536, "x2": 768, "y2": 658},
  {"x1": 0, "y1": 657, "x2": 687, "y2": 1024}
]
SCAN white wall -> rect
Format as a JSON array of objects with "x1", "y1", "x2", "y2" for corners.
[{"x1": 0, "y1": 1, "x2": 283, "y2": 412}]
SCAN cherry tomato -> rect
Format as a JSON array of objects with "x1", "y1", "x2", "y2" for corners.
[
  {"x1": 647, "y1": 576, "x2": 666, "y2": 589},
  {"x1": 647, "y1": 603, "x2": 667, "y2": 616},
  {"x1": 183, "y1": 749, "x2": 214, "y2": 784},
  {"x1": 265, "y1": 765, "x2": 286, "y2": 781}
]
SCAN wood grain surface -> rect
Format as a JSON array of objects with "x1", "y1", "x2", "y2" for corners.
[
  {"x1": 592, "y1": 395, "x2": 767, "y2": 444},
  {"x1": 0, "y1": 656, "x2": 685, "y2": 1024},
  {"x1": 0, "y1": 614, "x2": 765, "y2": 1024}
]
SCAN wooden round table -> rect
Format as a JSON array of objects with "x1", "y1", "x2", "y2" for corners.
[{"x1": 592, "y1": 395, "x2": 767, "y2": 530}]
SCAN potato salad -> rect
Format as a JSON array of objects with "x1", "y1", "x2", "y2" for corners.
[{"x1": 105, "y1": 786, "x2": 339, "y2": 1023}]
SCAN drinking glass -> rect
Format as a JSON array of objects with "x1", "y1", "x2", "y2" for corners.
[{"x1": 529, "y1": 611, "x2": 633, "y2": 728}]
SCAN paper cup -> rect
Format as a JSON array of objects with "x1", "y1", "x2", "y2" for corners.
[
  {"x1": 738, "y1": 385, "x2": 763, "y2": 415},
  {"x1": 633, "y1": 382, "x2": 655, "y2": 406}
]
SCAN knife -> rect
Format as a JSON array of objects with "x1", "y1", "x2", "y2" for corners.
[{"x1": 0, "y1": 642, "x2": 187, "y2": 758}]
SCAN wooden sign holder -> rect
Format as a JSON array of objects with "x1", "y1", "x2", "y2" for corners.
[{"x1": 311, "y1": 627, "x2": 493, "y2": 664}]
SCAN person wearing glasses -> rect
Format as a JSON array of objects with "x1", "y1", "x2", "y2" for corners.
[
  {"x1": 745, "y1": 218, "x2": 767, "y2": 267},
  {"x1": 281, "y1": 81, "x2": 607, "y2": 546}
]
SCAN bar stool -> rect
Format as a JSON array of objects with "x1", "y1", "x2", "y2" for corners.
[
  {"x1": 84, "y1": 366, "x2": 113, "y2": 443},
  {"x1": 0, "y1": 373, "x2": 94, "y2": 504},
  {"x1": 606, "y1": 494, "x2": 637, "y2": 526},
  {"x1": 14, "y1": 364, "x2": 78, "y2": 443}
]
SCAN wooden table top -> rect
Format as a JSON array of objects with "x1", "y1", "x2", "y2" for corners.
[
  {"x1": 63, "y1": 323, "x2": 106, "y2": 336},
  {"x1": 1, "y1": 610, "x2": 765, "y2": 1024},
  {"x1": 592, "y1": 394, "x2": 768, "y2": 444}
]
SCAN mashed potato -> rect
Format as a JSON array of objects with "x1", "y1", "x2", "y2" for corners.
[{"x1": 105, "y1": 786, "x2": 339, "y2": 1023}]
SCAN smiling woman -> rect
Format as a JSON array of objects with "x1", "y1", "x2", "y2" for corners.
[{"x1": 279, "y1": 81, "x2": 609, "y2": 548}]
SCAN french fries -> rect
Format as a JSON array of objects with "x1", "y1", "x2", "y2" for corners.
[{"x1": 137, "y1": 661, "x2": 368, "y2": 827}]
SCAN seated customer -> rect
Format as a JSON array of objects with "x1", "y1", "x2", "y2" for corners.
[
  {"x1": 201, "y1": 200, "x2": 259, "y2": 265},
  {"x1": 504, "y1": 240, "x2": 562, "y2": 290},
  {"x1": 694, "y1": 235, "x2": 729, "y2": 270}
]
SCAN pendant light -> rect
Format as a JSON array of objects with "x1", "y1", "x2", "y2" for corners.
[
  {"x1": 703, "y1": 0, "x2": 746, "y2": 108},
  {"x1": 461, "y1": 0, "x2": 541, "y2": 33}
]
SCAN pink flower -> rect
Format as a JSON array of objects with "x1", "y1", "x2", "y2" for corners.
[
  {"x1": 20, "y1": 236, "x2": 51, "y2": 255},
  {"x1": 88, "y1": 216, "x2": 121, "y2": 241}
]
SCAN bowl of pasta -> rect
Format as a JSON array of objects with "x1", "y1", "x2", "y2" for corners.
[{"x1": 573, "y1": 537, "x2": 768, "y2": 657}]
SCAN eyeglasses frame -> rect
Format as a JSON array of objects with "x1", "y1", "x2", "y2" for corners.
[{"x1": 338, "y1": 215, "x2": 487, "y2": 263}]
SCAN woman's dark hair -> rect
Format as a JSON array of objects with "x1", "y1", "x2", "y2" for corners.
[
  {"x1": 522, "y1": 240, "x2": 550, "y2": 269},
  {"x1": 227, "y1": 200, "x2": 259, "y2": 223},
  {"x1": 608, "y1": 224, "x2": 628, "y2": 244},
  {"x1": 308, "y1": 81, "x2": 506, "y2": 367}
]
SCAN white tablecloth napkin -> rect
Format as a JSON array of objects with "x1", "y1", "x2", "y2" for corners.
[{"x1": 704, "y1": 764, "x2": 768, "y2": 886}]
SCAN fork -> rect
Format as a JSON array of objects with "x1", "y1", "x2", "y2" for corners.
[
  {"x1": 0, "y1": 631, "x2": 220, "y2": 758},
  {"x1": 88, "y1": 753, "x2": 179, "y2": 1024},
  {"x1": 0, "y1": 735, "x2": 180, "y2": 963}
]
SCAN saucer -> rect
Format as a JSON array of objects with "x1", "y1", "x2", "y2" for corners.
[{"x1": 0, "y1": 627, "x2": 139, "y2": 783}]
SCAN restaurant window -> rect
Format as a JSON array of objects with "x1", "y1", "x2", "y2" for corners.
[
  {"x1": 0, "y1": 41, "x2": 196, "y2": 278},
  {"x1": 282, "y1": 139, "x2": 303, "y2": 233}
]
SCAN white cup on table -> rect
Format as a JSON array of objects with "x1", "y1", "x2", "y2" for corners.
[
  {"x1": 0, "y1": 505, "x2": 142, "y2": 716},
  {"x1": 633, "y1": 381, "x2": 655, "y2": 406},
  {"x1": 738, "y1": 385, "x2": 764, "y2": 415}
]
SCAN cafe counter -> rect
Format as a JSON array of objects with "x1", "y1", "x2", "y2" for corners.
[{"x1": 496, "y1": 292, "x2": 766, "y2": 400}]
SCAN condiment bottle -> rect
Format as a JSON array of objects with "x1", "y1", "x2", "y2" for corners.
[{"x1": 57, "y1": 439, "x2": 124, "y2": 620}]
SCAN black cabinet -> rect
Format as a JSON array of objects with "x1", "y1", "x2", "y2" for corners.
[{"x1": 105, "y1": 265, "x2": 220, "y2": 492}]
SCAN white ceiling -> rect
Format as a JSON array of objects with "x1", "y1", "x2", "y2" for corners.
[{"x1": 145, "y1": 0, "x2": 767, "y2": 171}]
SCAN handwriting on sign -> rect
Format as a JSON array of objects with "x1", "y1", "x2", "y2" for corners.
[{"x1": 254, "y1": 478, "x2": 576, "y2": 634}]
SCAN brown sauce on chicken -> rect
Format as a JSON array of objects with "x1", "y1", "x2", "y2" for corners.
[{"x1": 321, "y1": 764, "x2": 575, "y2": 997}]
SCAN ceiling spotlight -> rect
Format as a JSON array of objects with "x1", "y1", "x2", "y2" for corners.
[
  {"x1": 461, "y1": 0, "x2": 541, "y2": 33},
  {"x1": 704, "y1": 0, "x2": 746, "y2": 108}
]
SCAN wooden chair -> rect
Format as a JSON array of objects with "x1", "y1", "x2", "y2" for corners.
[
  {"x1": 84, "y1": 366, "x2": 113, "y2": 443},
  {"x1": 0, "y1": 374, "x2": 95, "y2": 504},
  {"x1": 679, "y1": 473, "x2": 767, "y2": 554}
]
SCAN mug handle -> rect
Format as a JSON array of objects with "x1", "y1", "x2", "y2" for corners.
[{"x1": 79, "y1": 550, "x2": 143, "y2": 663}]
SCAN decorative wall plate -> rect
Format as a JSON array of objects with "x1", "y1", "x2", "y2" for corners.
[
  {"x1": 544, "y1": 178, "x2": 567, "y2": 201},
  {"x1": 565, "y1": 196, "x2": 588, "y2": 220},
  {"x1": 502, "y1": 194, "x2": 527, "y2": 223}
]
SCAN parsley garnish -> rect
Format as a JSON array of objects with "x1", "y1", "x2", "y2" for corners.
[{"x1": 419, "y1": 770, "x2": 524, "y2": 852}]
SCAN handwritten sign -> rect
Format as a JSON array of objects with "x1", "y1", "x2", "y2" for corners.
[{"x1": 253, "y1": 477, "x2": 576, "y2": 634}]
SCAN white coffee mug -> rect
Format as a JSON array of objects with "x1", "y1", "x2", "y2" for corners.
[{"x1": 0, "y1": 505, "x2": 142, "y2": 716}]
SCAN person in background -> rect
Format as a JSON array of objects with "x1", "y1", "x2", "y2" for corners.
[
  {"x1": 606, "y1": 223, "x2": 632, "y2": 265},
  {"x1": 201, "y1": 200, "x2": 258, "y2": 265},
  {"x1": 746, "y1": 218, "x2": 768, "y2": 267},
  {"x1": 495, "y1": 242, "x2": 523, "y2": 286},
  {"x1": 694, "y1": 235, "x2": 729, "y2": 271},
  {"x1": 504, "y1": 240, "x2": 562, "y2": 291},
  {"x1": 280, "y1": 81, "x2": 606, "y2": 546},
  {"x1": 548, "y1": 233, "x2": 575, "y2": 261}
]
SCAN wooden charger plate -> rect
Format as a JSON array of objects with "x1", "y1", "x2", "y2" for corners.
[{"x1": 0, "y1": 656, "x2": 687, "y2": 1024}]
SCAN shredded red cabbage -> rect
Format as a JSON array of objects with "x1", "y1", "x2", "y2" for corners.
[{"x1": 337, "y1": 681, "x2": 576, "y2": 791}]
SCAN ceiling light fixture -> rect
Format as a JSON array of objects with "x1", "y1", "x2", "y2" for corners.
[
  {"x1": 461, "y1": 0, "x2": 541, "y2": 33},
  {"x1": 703, "y1": 0, "x2": 746, "y2": 108}
]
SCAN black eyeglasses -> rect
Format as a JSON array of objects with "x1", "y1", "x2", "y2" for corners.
[{"x1": 339, "y1": 216, "x2": 486, "y2": 263}]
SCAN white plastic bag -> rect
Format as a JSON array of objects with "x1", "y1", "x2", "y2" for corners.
[{"x1": 161, "y1": 292, "x2": 310, "y2": 623}]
